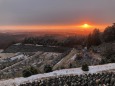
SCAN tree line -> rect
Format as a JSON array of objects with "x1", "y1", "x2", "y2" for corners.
[{"x1": 22, "y1": 23, "x2": 115, "y2": 48}]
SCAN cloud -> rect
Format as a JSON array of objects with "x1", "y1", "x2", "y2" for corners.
[{"x1": 0, "y1": 0, "x2": 115, "y2": 26}]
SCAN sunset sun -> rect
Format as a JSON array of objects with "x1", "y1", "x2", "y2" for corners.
[{"x1": 82, "y1": 24, "x2": 90, "y2": 28}]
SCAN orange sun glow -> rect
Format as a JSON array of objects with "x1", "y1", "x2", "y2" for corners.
[{"x1": 82, "y1": 24, "x2": 90, "y2": 28}]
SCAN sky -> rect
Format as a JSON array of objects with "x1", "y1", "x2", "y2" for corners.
[{"x1": 0, "y1": 0, "x2": 115, "y2": 33}]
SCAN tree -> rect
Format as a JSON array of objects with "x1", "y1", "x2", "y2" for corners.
[
  {"x1": 22, "y1": 69, "x2": 32, "y2": 77},
  {"x1": 82, "y1": 63, "x2": 89, "y2": 71},
  {"x1": 69, "y1": 63, "x2": 73, "y2": 68},
  {"x1": 86, "y1": 29, "x2": 101, "y2": 48},
  {"x1": 103, "y1": 25, "x2": 115, "y2": 42},
  {"x1": 91, "y1": 29, "x2": 101, "y2": 46},
  {"x1": 86, "y1": 34, "x2": 92, "y2": 48},
  {"x1": 44, "y1": 65, "x2": 52, "y2": 73},
  {"x1": 22, "y1": 66, "x2": 39, "y2": 77}
]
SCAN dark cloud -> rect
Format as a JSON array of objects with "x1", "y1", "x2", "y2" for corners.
[{"x1": 0, "y1": 0, "x2": 115, "y2": 25}]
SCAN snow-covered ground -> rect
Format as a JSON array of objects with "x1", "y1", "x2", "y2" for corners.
[
  {"x1": 0, "y1": 54, "x2": 27, "y2": 63},
  {"x1": 10, "y1": 54, "x2": 27, "y2": 61},
  {"x1": 71, "y1": 54, "x2": 76, "y2": 60},
  {"x1": 0, "y1": 63, "x2": 115, "y2": 86}
]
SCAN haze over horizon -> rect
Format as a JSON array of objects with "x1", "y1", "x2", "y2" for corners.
[{"x1": 0, "y1": 0, "x2": 115, "y2": 34}]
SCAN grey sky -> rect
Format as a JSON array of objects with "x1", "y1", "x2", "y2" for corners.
[{"x1": 0, "y1": 0, "x2": 115, "y2": 26}]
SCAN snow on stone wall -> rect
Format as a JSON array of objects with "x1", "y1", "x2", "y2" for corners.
[{"x1": 0, "y1": 63, "x2": 115, "y2": 86}]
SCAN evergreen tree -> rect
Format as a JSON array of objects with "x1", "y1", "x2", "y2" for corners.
[
  {"x1": 82, "y1": 63, "x2": 89, "y2": 71},
  {"x1": 44, "y1": 65, "x2": 52, "y2": 73},
  {"x1": 103, "y1": 25, "x2": 115, "y2": 42},
  {"x1": 22, "y1": 66, "x2": 39, "y2": 77},
  {"x1": 86, "y1": 29, "x2": 101, "y2": 48},
  {"x1": 91, "y1": 29, "x2": 101, "y2": 46}
]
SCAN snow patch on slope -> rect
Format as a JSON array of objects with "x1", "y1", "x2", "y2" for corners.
[
  {"x1": 71, "y1": 54, "x2": 76, "y2": 60},
  {"x1": 10, "y1": 54, "x2": 26, "y2": 61}
]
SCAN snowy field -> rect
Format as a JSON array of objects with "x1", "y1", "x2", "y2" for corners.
[{"x1": 0, "y1": 63, "x2": 115, "y2": 86}]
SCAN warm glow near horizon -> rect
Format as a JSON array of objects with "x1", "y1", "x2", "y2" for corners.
[
  {"x1": 0, "y1": 24, "x2": 108, "y2": 33},
  {"x1": 0, "y1": 0, "x2": 114, "y2": 34}
]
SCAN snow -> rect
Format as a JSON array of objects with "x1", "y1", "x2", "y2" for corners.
[
  {"x1": 35, "y1": 44, "x2": 43, "y2": 46},
  {"x1": 10, "y1": 54, "x2": 26, "y2": 61},
  {"x1": 56, "y1": 58, "x2": 63, "y2": 65},
  {"x1": 71, "y1": 54, "x2": 76, "y2": 60},
  {"x1": 14, "y1": 43, "x2": 21, "y2": 45},
  {"x1": 0, "y1": 63, "x2": 115, "y2": 86}
]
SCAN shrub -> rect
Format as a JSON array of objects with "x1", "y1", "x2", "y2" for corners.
[
  {"x1": 22, "y1": 66, "x2": 38, "y2": 77},
  {"x1": 22, "y1": 69, "x2": 32, "y2": 77},
  {"x1": 44, "y1": 65, "x2": 52, "y2": 73},
  {"x1": 30, "y1": 66, "x2": 38, "y2": 74},
  {"x1": 82, "y1": 63, "x2": 89, "y2": 71}
]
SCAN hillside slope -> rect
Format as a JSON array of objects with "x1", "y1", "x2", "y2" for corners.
[
  {"x1": 53, "y1": 48, "x2": 78, "y2": 70},
  {"x1": 53, "y1": 48, "x2": 101, "y2": 70}
]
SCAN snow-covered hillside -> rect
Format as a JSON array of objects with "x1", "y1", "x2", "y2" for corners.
[{"x1": 0, "y1": 63, "x2": 115, "y2": 86}]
